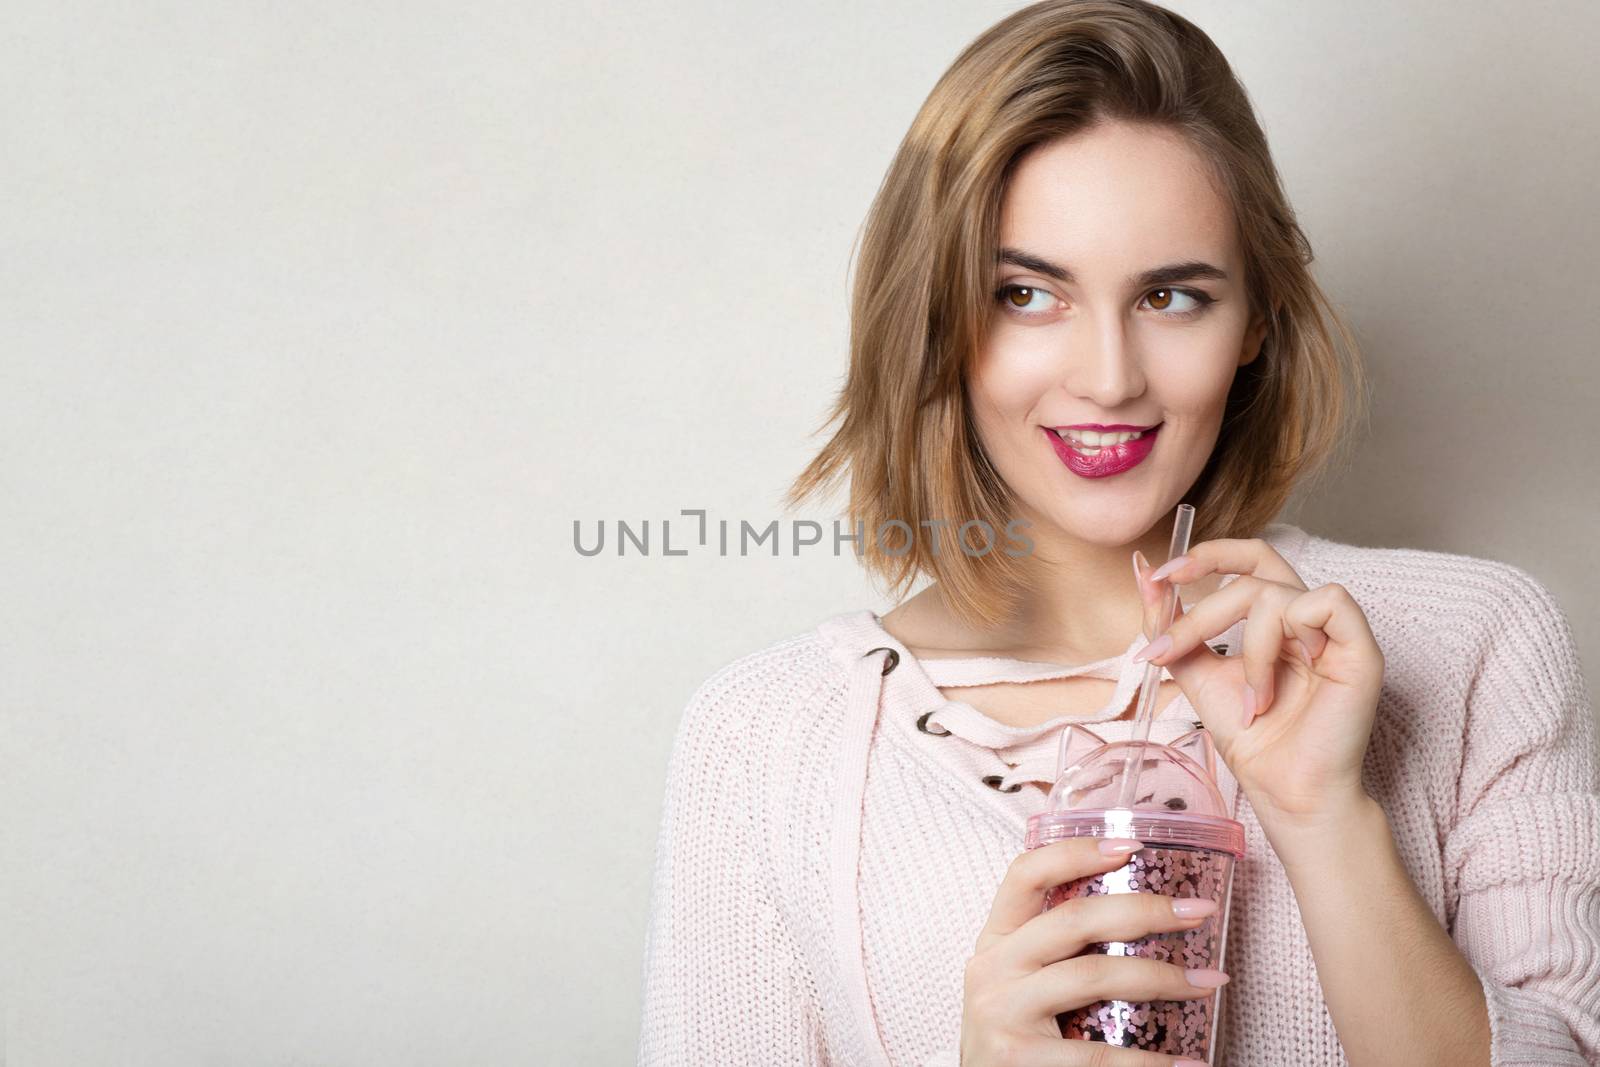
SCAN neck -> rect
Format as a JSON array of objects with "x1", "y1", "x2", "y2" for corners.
[{"x1": 927, "y1": 506, "x2": 1203, "y2": 663}]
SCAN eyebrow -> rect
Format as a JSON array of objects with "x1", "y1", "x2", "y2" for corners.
[{"x1": 997, "y1": 247, "x2": 1229, "y2": 289}]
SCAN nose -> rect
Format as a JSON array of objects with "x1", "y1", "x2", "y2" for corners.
[{"x1": 1063, "y1": 307, "x2": 1145, "y2": 408}]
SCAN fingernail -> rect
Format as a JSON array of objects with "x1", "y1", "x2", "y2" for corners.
[
  {"x1": 1133, "y1": 550, "x2": 1160, "y2": 609},
  {"x1": 1149, "y1": 554, "x2": 1189, "y2": 582},
  {"x1": 1241, "y1": 683, "x2": 1256, "y2": 728},
  {"x1": 1288, "y1": 637, "x2": 1313, "y2": 667},
  {"x1": 1098, "y1": 838, "x2": 1143, "y2": 856},
  {"x1": 1171, "y1": 897, "x2": 1218, "y2": 919},
  {"x1": 1184, "y1": 968, "x2": 1230, "y2": 988},
  {"x1": 1132, "y1": 634, "x2": 1171, "y2": 663}
]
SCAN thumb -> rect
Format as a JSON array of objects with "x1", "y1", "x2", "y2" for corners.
[
  {"x1": 1132, "y1": 549, "x2": 1176, "y2": 640},
  {"x1": 1132, "y1": 549, "x2": 1222, "y2": 698}
]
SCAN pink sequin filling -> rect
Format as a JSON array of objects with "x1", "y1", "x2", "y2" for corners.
[{"x1": 1044, "y1": 844, "x2": 1233, "y2": 1058}]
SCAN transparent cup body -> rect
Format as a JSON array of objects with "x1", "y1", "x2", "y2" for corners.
[{"x1": 1025, "y1": 811, "x2": 1240, "y2": 1064}]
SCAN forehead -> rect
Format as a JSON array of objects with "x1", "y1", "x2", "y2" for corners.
[{"x1": 998, "y1": 122, "x2": 1238, "y2": 270}]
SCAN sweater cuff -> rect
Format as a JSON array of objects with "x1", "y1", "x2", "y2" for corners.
[
  {"x1": 920, "y1": 1042, "x2": 961, "y2": 1067},
  {"x1": 1476, "y1": 967, "x2": 1588, "y2": 1066}
]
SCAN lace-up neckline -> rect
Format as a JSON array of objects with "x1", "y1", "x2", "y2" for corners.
[{"x1": 913, "y1": 631, "x2": 1197, "y2": 792}]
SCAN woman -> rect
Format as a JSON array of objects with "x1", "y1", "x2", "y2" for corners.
[{"x1": 636, "y1": 2, "x2": 1600, "y2": 1064}]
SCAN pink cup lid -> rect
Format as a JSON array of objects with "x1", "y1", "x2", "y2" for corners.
[{"x1": 1025, "y1": 723, "x2": 1245, "y2": 857}]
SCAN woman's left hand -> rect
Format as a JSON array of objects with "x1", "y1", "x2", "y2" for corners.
[{"x1": 1131, "y1": 538, "x2": 1385, "y2": 827}]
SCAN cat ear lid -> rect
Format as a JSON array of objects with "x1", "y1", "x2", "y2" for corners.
[
  {"x1": 1168, "y1": 727, "x2": 1217, "y2": 780},
  {"x1": 1049, "y1": 723, "x2": 1225, "y2": 815},
  {"x1": 1056, "y1": 723, "x2": 1107, "y2": 775}
]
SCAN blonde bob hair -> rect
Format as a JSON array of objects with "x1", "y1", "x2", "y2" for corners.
[{"x1": 785, "y1": 0, "x2": 1368, "y2": 631}]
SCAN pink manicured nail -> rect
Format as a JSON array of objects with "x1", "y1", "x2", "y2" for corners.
[
  {"x1": 1149, "y1": 554, "x2": 1189, "y2": 582},
  {"x1": 1171, "y1": 897, "x2": 1218, "y2": 918},
  {"x1": 1185, "y1": 968, "x2": 1230, "y2": 988},
  {"x1": 1098, "y1": 838, "x2": 1143, "y2": 856},
  {"x1": 1241, "y1": 683, "x2": 1257, "y2": 727},
  {"x1": 1132, "y1": 634, "x2": 1171, "y2": 663}
]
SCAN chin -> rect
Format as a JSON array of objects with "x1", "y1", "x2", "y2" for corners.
[{"x1": 1032, "y1": 503, "x2": 1156, "y2": 547}]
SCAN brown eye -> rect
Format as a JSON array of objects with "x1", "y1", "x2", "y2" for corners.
[
  {"x1": 1141, "y1": 288, "x2": 1211, "y2": 316},
  {"x1": 995, "y1": 284, "x2": 1054, "y2": 317}
]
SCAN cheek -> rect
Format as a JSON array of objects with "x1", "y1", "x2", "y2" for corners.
[
  {"x1": 1155, "y1": 363, "x2": 1233, "y2": 413},
  {"x1": 970, "y1": 338, "x2": 1057, "y2": 420},
  {"x1": 1144, "y1": 333, "x2": 1242, "y2": 412}
]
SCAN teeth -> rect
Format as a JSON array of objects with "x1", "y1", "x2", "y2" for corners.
[{"x1": 1054, "y1": 428, "x2": 1147, "y2": 447}]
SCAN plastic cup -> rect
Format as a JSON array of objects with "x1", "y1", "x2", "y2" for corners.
[
  {"x1": 1025, "y1": 810, "x2": 1241, "y2": 1061},
  {"x1": 1025, "y1": 725, "x2": 1245, "y2": 1064}
]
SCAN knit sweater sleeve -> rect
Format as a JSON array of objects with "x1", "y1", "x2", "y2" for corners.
[
  {"x1": 636, "y1": 657, "x2": 826, "y2": 1067},
  {"x1": 1442, "y1": 564, "x2": 1600, "y2": 1066}
]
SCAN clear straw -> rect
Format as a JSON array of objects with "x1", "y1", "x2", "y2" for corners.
[{"x1": 1113, "y1": 503, "x2": 1195, "y2": 810}]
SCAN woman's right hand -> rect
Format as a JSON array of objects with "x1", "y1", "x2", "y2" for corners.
[{"x1": 959, "y1": 837, "x2": 1228, "y2": 1066}]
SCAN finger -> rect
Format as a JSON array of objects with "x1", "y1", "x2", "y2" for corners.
[
  {"x1": 1239, "y1": 592, "x2": 1288, "y2": 724},
  {"x1": 1288, "y1": 616, "x2": 1329, "y2": 661},
  {"x1": 976, "y1": 839, "x2": 1146, "y2": 946},
  {"x1": 1286, "y1": 636, "x2": 1315, "y2": 668},
  {"x1": 1134, "y1": 551, "x2": 1209, "y2": 657},
  {"x1": 1146, "y1": 535, "x2": 1309, "y2": 592},
  {"x1": 1133, "y1": 550, "x2": 1183, "y2": 642},
  {"x1": 1135, "y1": 575, "x2": 1297, "y2": 671},
  {"x1": 1005, "y1": 890, "x2": 1219, "y2": 972},
  {"x1": 1133, "y1": 550, "x2": 1161, "y2": 611},
  {"x1": 1017, "y1": 954, "x2": 1229, "y2": 1017},
  {"x1": 1283, "y1": 583, "x2": 1383, "y2": 686},
  {"x1": 1002, "y1": 1032, "x2": 1214, "y2": 1065}
]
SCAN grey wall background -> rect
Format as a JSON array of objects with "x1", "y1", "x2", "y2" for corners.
[{"x1": 4, "y1": 2, "x2": 1596, "y2": 1064}]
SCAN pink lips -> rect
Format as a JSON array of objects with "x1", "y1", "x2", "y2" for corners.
[{"x1": 1044, "y1": 424, "x2": 1160, "y2": 478}]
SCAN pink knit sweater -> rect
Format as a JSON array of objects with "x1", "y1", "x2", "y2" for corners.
[{"x1": 635, "y1": 523, "x2": 1600, "y2": 1066}]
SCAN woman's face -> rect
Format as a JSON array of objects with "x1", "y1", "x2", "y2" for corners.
[{"x1": 970, "y1": 120, "x2": 1268, "y2": 552}]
